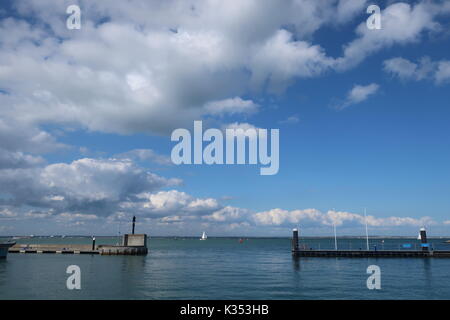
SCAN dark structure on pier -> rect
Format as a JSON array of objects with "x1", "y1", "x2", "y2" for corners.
[{"x1": 291, "y1": 228, "x2": 450, "y2": 258}]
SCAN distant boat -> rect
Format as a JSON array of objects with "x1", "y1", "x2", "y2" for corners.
[
  {"x1": 200, "y1": 231, "x2": 207, "y2": 240},
  {"x1": 0, "y1": 241, "x2": 16, "y2": 259}
]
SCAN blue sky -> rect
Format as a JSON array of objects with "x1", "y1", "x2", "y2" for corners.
[{"x1": 0, "y1": 0, "x2": 450, "y2": 236}]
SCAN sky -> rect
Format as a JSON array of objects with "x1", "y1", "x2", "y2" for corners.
[{"x1": 0, "y1": 0, "x2": 450, "y2": 237}]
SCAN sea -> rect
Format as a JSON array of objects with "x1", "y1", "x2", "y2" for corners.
[{"x1": 1, "y1": 236, "x2": 450, "y2": 299}]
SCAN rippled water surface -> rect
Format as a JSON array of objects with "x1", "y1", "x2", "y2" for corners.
[{"x1": 1, "y1": 237, "x2": 450, "y2": 299}]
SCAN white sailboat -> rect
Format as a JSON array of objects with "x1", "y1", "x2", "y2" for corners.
[{"x1": 200, "y1": 231, "x2": 207, "y2": 240}]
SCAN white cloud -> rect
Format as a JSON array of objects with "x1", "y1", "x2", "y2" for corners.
[
  {"x1": 204, "y1": 97, "x2": 259, "y2": 116},
  {"x1": 384, "y1": 56, "x2": 450, "y2": 84},
  {"x1": 252, "y1": 208, "x2": 322, "y2": 226},
  {"x1": 279, "y1": 115, "x2": 300, "y2": 125},
  {"x1": 222, "y1": 122, "x2": 260, "y2": 131},
  {"x1": 0, "y1": 150, "x2": 44, "y2": 169},
  {"x1": 336, "y1": 2, "x2": 446, "y2": 70},
  {"x1": 347, "y1": 83, "x2": 379, "y2": 104},
  {"x1": 25, "y1": 210, "x2": 55, "y2": 219},
  {"x1": 0, "y1": 0, "x2": 374, "y2": 138},
  {"x1": 384, "y1": 57, "x2": 430, "y2": 80},
  {"x1": 0, "y1": 207, "x2": 17, "y2": 218},
  {"x1": 334, "y1": 83, "x2": 379, "y2": 110},
  {"x1": 57, "y1": 213, "x2": 99, "y2": 221},
  {"x1": 250, "y1": 29, "x2": 334, "y2": 92},
  {"x1": 0, "y1": 118, "x2": 66, "y2": 154},
  {"x1": 115, "y1": 149, "x2": 172, "y2": 165},
  {"x1": 203, "y1": 206, "x2": 249, "y2": 222},
  {"x1": 435, "y1": 61, "x2": 450, "y2": 84},
  {"x1": 0, "y1": 0, "x2": 447, "y2": 141},
  {"x1": 252, "y1": 208, "x2": 436, "y2": 228},
  {"x1": 0, "y1": 158, "x2": 181, "y2": 216},
  {"x1": 40, "y1": 158, "x2": 179, "y2": 202},
  {"x1": 122, "y1": 190, "x2": 221, "y2": 219}
]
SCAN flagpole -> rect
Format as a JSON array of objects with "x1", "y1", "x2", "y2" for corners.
[
  {"x1": 334, "y1": 223, "x2": 337, "y2": 250},
  {"x1": 333, "y1": 208, "x2": 337, "y2": 251},
  {"x1": 364, "y1": 208, "x2": 369, "y2": 251}
]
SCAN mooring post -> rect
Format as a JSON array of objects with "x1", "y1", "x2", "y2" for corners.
[
  {"x1": 132, "y1": 216, "x2": 136, "y2": 234},
  {"x1": 420, "y1": 228, "x2": 429, "y2": 251},
  {"x1": 292, "y1": 228, "x2": 299, "y2": 256},
  {"x1": 92, "y1": 236, "x2": 96, "y2": 251}
]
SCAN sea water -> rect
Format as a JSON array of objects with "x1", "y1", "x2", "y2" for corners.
[{"x1": 1, "y1": 237, "x2": 450, "y2": 299}]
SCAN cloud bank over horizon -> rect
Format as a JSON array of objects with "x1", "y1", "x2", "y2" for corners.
[{"x1": 1, "y1": 0, "x2": 450, "y2": 236}]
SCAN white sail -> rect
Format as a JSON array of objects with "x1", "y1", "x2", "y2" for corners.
[{"x1": 200, "y1": 231, "x2": 207, "y2": 240}]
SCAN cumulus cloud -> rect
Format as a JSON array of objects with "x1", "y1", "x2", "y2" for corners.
[
  {"x1": 115, "y1": 149, "x2": 172, "y2": 166},
  {"x1": 333, "y1": 83, "x2": 379, "y2": 110},
  {"x1": 222, "y1": 122, "x2": 260, "y2": 131},
  {"x1": 128, "y1": 190, "x2": 221, "y2": 218},
  {"x1": 0, "y1": 158, "x2": 181, "y2": 216},
  {"x1": 336, "y1": 1, "x2": 449, "y2": 70},
  {"x1": 0, "y1": 207, "x2": 17, "y2": 218},
  {"x1": 383, "y1": 56, "x2": 450, "y2": 84},
  {"x1": 0, "y1": 150, "x2": 44, "y2": 169},
  {"x1": 203, "y1": 206, "x2": 250, "y2": 222},
  {"x1": 251, "y1": 208, "x2": 436, "y2": 228},
  {"x1": 0, "y1": 119, "x2": 65, "y2": 154},
  {"x1": 1, "y1": 0, "x2": 450, "y2": 235},
  {"x1": 56, "y1": 212, "x2": 99, "y2": 221},
  {"x1": 435, "y1": 61, "x2": 450, "y2": 84},
  {"x1": 252, "y1": 208, "x2": 322, "y2": 226},
  {"x1": 250, "y1": 29, "x2": 334, "y2": 92},
  {"x1": 0, "y1": 0, "x2": 378, "y2": 140},
  {"x1": 204, "y1": 97, "x2": 259, "y2": 116},
  {"x1": 0, "y1": 0, "x2": 447, "y2": 146}
]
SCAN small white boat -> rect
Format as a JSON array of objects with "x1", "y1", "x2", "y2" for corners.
[{"x1": 200, "y1": 231, "x2": 207, "y2": 240}]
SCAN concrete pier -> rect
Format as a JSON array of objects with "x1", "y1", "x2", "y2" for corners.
[
  {"x1": 9, "y1": 244, "x2": 99, "y2": 254},
  {"x1": 98, "y1": 234, "x2": 148, "y2": 255},
  {"x1": 9, "y1": 217, "x2": 148, "y2": 256},
  {"x1": 291, "y1": 228, "x2": 450, "y2": 258},
  {"x1": 9, "y1": 236, "x2": 148, "y2": 256},
  {"x1": 292, "y1": 249, "x2": 450, "y2": 258}
]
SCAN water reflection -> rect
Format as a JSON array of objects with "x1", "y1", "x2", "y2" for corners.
[
  {"x1": 292, "y1": 256, "x2": 300, "y2": 271},
  {"x1": 422, "y1": 258, "x2": 432, "y2": 293}
]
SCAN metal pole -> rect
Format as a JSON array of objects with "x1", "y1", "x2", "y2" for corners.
[
  {"x1": 92, "y1": 236, "x2": 96, "y2": 251},
  {"x1": 364, "y1": 208, "x2": 369, "y2": 251},
  {"x1": 334, "y1": 223, "x2": 337, "y2": 250},
  {"x1": 132, "y1": 216, "x2": 136, "y2": 234},
  {"x1": 332, "y1": 208, "x2": 337, "y2": 250}
]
